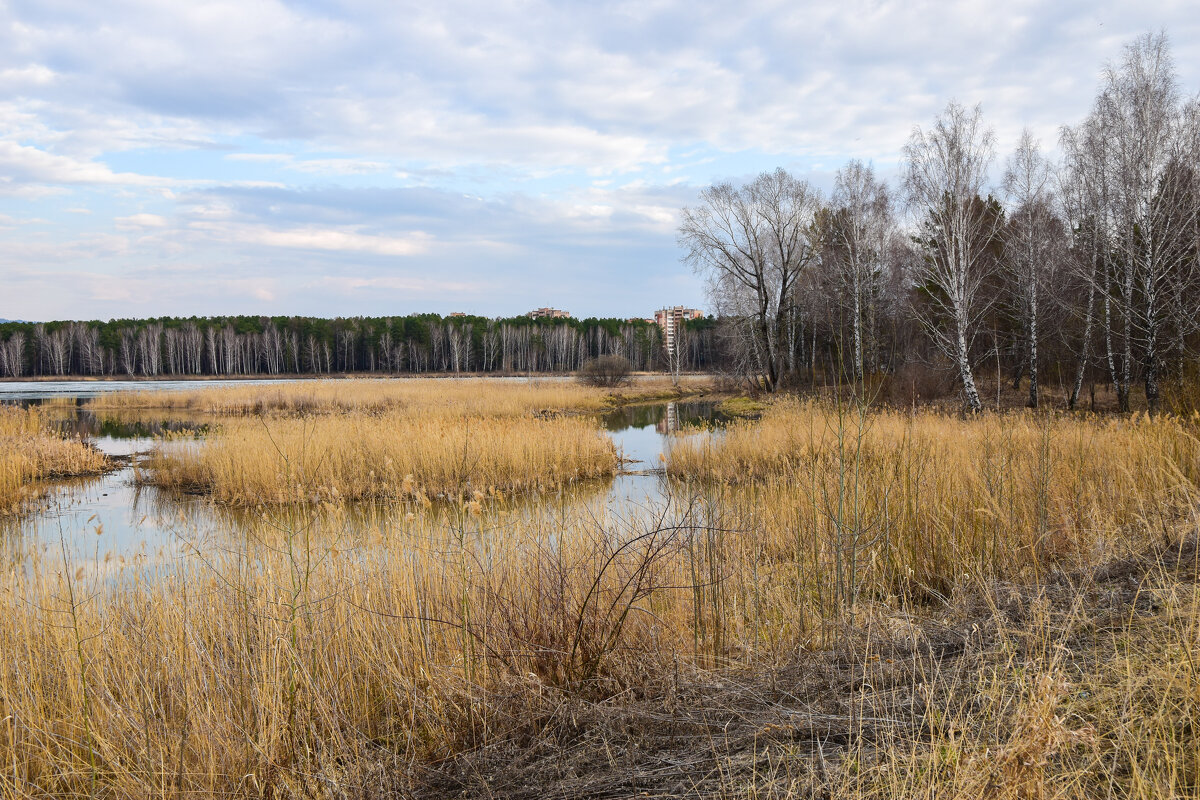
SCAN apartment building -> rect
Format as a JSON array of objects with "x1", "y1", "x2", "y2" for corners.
[
  {"x1": 654, "y1": 306, "x2": 703, "y2": 358},
  {"x1": 525, "y1": 307, "x2": 572, "y2": 319}
]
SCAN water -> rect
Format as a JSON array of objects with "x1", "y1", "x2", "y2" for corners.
[
  {"x1": 0, "y1": 376, "x2": 574, "y2": 405},
  {"x1": 601, "y1": 401, "x2": 727, "y2": 512},
  {"x1": 2, "y1": 384, "x2": 727, "y2": 571},
  {"x1": 2, "y1": 416, "x2": 222, "y2": 570},
  {"x1": 0, "y1": 378, "x2": 304, "y2": 404}
]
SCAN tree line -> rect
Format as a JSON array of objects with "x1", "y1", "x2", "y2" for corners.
[
  {"x1": 0, "y1": 313, "x2": 723, "y2": 378},
  {"x1": 680, "y1": 33, "x2": 1200, "y2": 411}
]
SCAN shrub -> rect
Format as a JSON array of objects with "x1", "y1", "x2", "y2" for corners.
[
  {"x1": 882, "y1": 361, "x2": 957, "y2": 406},
  {"x1": 577, "y1": 355, "x2": 633, "y2": 388}
]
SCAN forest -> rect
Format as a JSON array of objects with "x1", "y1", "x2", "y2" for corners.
[
  {"x1": 0, "y1": 313, "x2": 722, "y2": 377},
  {"x1": 681, "y1": 32, "x2": 1200, "y2": 411}
]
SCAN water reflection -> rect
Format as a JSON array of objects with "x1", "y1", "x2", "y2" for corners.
[
  {"x1": 0, "y1": 378, "x2": 302, "y2": 405},
  {"x1": 598, "y1": 400, "x2": 729, "y2": 435},
  {"x1": 48, "y1": 409, "x2": 210, "y2": 445},
  {"x1": 3, "y1": 396, "x2": 726, "y2": 576},
  {"x1": 600, "y1": 400, "x2": 727, "y2": 512}
]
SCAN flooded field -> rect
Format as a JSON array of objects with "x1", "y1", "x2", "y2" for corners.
[
  {"x1": 5, "y1": 378, "x2": 1199, "y2": 799},
  {"x1": 1, "y1": 381, "x2": 727, "y2": 572}
]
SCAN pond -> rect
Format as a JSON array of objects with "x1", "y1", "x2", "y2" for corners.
[
  {"x1": 0, "y1": 378, "x2": 305, "y2": 404},
  {"x1": 1, "y1": 384, "x2": 727, "y2": 575}
]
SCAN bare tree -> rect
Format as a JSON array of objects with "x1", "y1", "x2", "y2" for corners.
[
  {"x1": 1075, "y1": 32, "x2": 1200, "y2": 411},
  {"x1": 481, "y1": 322, "x2": 500, "y2": 372},
  {"x1": 1058, "y1": 112, "x2": 1112, "y2": 409},
  {"x1": 903, "y1": 102, "x2": 1000, "y2": 413},
  {"x1": 827, "y1": 160, "x2": 895, "y2": 384},
  {"x1": 1003, "y1": 130, "x2": 1058, "y2": 408},
  {"x1": 678, "y1": 168, "x2": 821, "y2": 391},
  {"x1": 0, "y1": 332, "x2": 25, "y2": 377},
  {"x1": 577, "y1": 355, "x2": 632, "y2": 387}
]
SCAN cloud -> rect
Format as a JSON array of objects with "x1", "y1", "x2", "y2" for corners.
[
  {"x1": 306, "y1": 275, "x2": 485, "y2": 295},
  {"x1": 0, "y1": 140, "x2": 168, "y2": 193},
  {"x1": 0, "y1": 213, "x2": 48, "y2": 226},
  {"x1": 224, "y1": 152, "x2": 391, "y2": 174},
  {"x1": 179, "y1": 180, "x2": 692, "y2": 245},
  {"x1": 0, "y1": 177, "x2": 698, "y2": 319},
  {"x1": 288, "y1": 158, "x2": 390, "y2": 175},
  {"x1": 6, "y1": 2, "x2": 1199, "y2": 169},
  {"x1": 225, "y1": 153, "x2": 292, "y2": 163},
  {"x1": 1, "y1": 1, "x2": 1198, "y2": 318},
  {"x1": 187, "y1": 220, "x2": 433, "y2": 256},
  {"x1": 116, "y1": 213, "x2": 169, "y2": 229},
  {"x1": 0, "y1": 63, "x2": 56, "y2": 89}
]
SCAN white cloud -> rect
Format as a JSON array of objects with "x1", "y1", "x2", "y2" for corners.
[
  {"x1": 1, "y1": 1, "x2": 1199, "y2": 317},
  {"x1": 0, "y1": 64, "x2": 56, "y2": 88},
  {"x1": 0, "y1": 213, "x2": 48, "y2": 226},
  {"x1": 225, "y1": 153, "x2": 390, "y2": 174},
  {"x1": 307, "y1": 275, "x2": 484, "y2": 294},
  {"x1": 289, "y1": 158, "x2": 390, "y2": 175},
  {"x1": 0, "y1": 140, "x2": 168, "y2": 192},
  {"x1": 116, "y1": 213, "x2": 169, "y2": 229},
  {"x1": 189, "y1": 221, "x2": 433, "y2": 256},
  {"x1": 5, "y1": 2, "x2": 1199, "y2": 170}
]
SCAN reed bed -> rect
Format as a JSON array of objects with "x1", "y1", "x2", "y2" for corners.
[
  {"x1": 0, "y1": 503, "x2": 709, "y2": 796},
  {"x1": 143, "y1": 411, "x2": 618, "y2": 504},
  {"x1": 126, "y1": 378, "x2": 704, "y2": 505},
  {"x1": 86, "y1": 375, "x2": 709, "y2": 416},
  {"x1": 0, "y1": 406, "x2": 108, "y2": 515},
  {"x1": 4, "y1": 397, "x2": 1200, "y2": 797},
  {"x1": 1, "y1": 496, "x2": 1198, "y2": 797},
  {"x1": 668, "y1": 400, "x2": 1200, "y2": 619}
]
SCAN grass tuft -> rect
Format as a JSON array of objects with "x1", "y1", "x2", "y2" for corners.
[{"x1": 0, "y1": 406, "x2": 109, "y2": 515}]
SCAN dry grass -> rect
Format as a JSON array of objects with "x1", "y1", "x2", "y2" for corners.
[
  {"x1": 2, "y1": 392, "x2": 1200, "y2": 797},
  {"x1": 416, "y1": 539, "x2": 1200, "y2": 799},
  {"x1": 143, "y1": 411, "x2": 618, "y2": 504},
  {"x1": 0, "y1": 502, "x2": 714, "y2": 797},
  {"x1": 125, "y1": 378, "x2": 715, "y2": 506},
  {"x1": 2, "y1": 503, "x2": 1197, "y2": 799},
  {"x1": 0, "y1": 406, "x2": 109, "y2": 515},
  {"x1": 668, "y1": 399, "x2": 1200, "y2": 617},
  {"x1": 86, "y1": 375, "x2": 711, "y2": 416}
]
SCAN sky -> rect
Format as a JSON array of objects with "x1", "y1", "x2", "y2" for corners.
[{"x1": 2, "y1": 1, "x2": 1198, "y2": 322}]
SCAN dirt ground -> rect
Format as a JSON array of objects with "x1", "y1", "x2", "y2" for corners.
[{"x1": 380, "y1": 537, "x2": 1200, "y2": 800}]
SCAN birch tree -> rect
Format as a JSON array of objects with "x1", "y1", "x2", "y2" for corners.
[
  {"x1": 828, "y1": 160, "x2": 894, "y2": 383},
  {"x1": 1083, "y1": 32, "x2": 1200, "y2": 410},
  {"x1": 1003, "y1": 130, "x2": 1057, "y2": 408},
  {"x1": 0, "y1": 333, "x2": 25, "y2": 377},
  {"x1": 903, "y1": 102, "x2": 1000, "y2": 412},
  {"x1": 1058, "y1": 112, "x2": 1112, "y2": 409}
]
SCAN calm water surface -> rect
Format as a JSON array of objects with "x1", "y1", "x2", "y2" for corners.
[
  {"x1": 2, "y1": 383, "x2": 726, "y2": 573},
  {"x1": 0, "y1": 378, "x2": 304, "y2": 404}
]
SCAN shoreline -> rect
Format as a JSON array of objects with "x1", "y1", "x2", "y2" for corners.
[{"x1": 0, "y1": 371, "x2": 712, "y2": 383}]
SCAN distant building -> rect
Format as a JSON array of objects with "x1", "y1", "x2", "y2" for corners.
[
  {"x1": 654, "y1": 307, "x2": 703, "y2": 328},
  {"x1": 449, "y1": 312, "x2": 467, "y2": 317},
  {"x1": 526, "y1": 307, "x2": 571, "y2": 319},
  {"x1": 655, "y1": 306, "x2": 704, "y2": 359}
]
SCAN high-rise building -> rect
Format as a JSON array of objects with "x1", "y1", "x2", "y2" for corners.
[{"x1": 654, "y1": 306, "x2": 703, "y2": 359}]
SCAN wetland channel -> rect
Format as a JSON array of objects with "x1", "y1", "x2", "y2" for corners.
[{"x1": 1, "y1": 380, "x2": 728, "y2": 574}]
